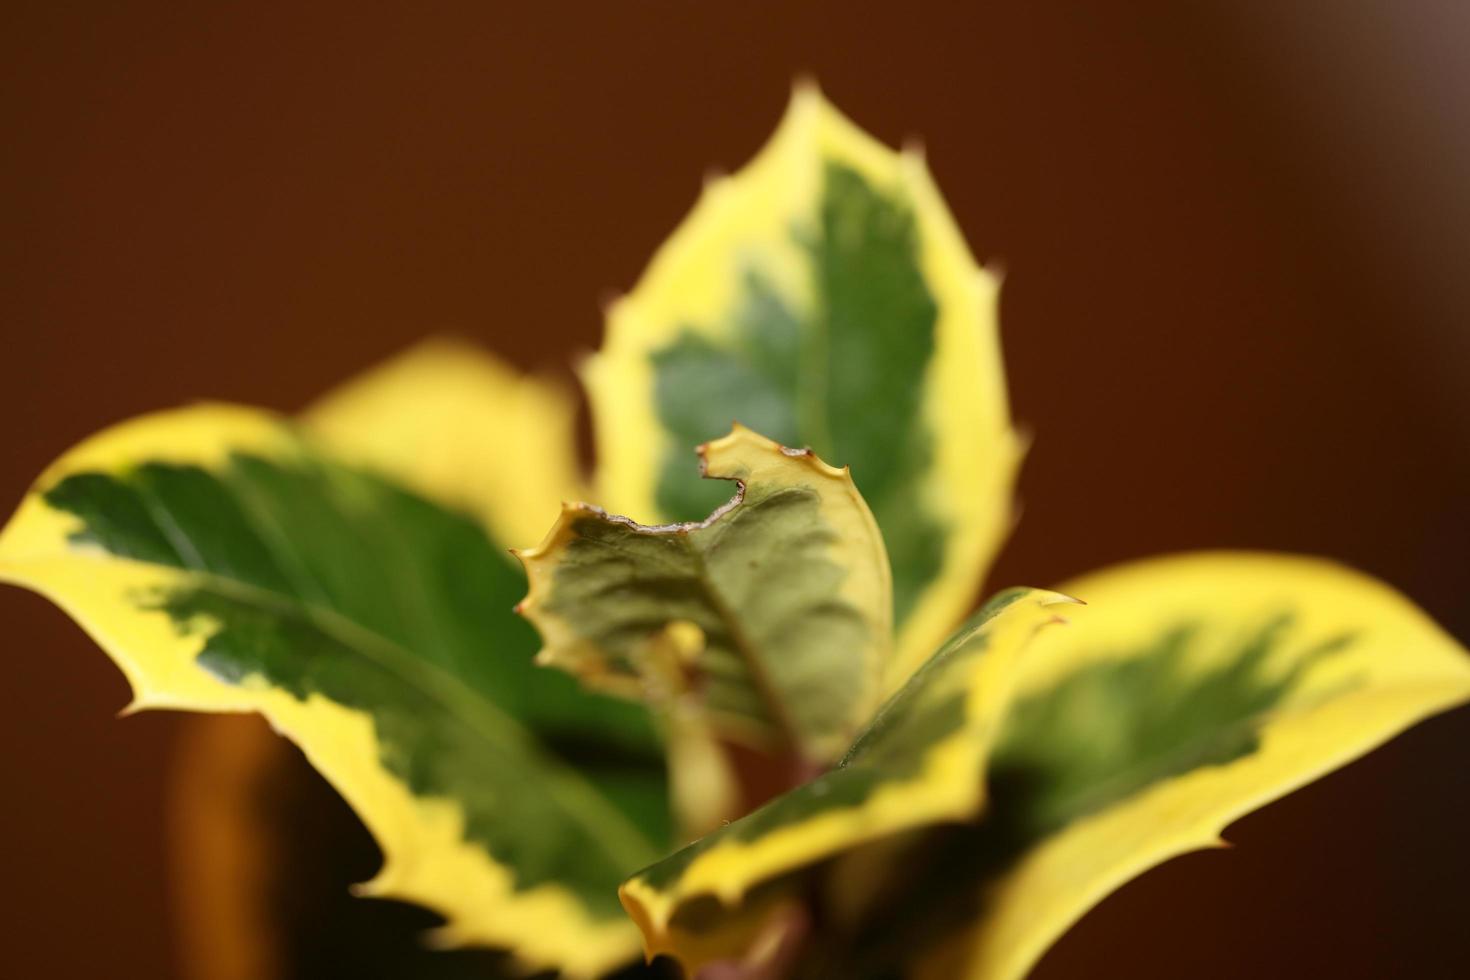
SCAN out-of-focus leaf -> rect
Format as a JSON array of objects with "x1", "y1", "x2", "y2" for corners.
[
  {"x1": 304, "y1": 338, "x2": 583, "y2": 549},
  {"x1": 0, "y1": 350, "x2": 671, "y2": 978},
  {"x1": 907, "y1": 553, "x2": 1470, "y2": 980},
  {"x1": 617, "y1": 589, "x2": 1074, "y2": 974},
  {"x1": 517, "y1": 424, "x2": 892, "y2": 764},
  {"x1": 172, "y1": 714, "x2": 676, "y2": 980},
  {"x1": 584, "y1": 86, "x2": 1020, "y2": 690}
]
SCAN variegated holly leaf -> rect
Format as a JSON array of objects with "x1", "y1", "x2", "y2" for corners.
[
  {"x1": 517, "y1": 424, "x2": 892, "y2": 765},
  {"x1": 0, "y1": 344, "x2": 671, "y2": 979},
  {"x1": 870, "y1": 554, "x2": 1470, "y2": 980},
  {"x1": 584, "y1": 85, "x2": 1020, "y2": 691},
  {"x1": 616, "y1": 588, "x2": 1076, "y2": 974}
]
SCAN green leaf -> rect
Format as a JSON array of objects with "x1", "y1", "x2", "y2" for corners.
[
  {"x1": 0, "y1": 348, "x2": 672, "y2": 979},
  {"x1": 517, "y1": 424, "x2": 892, "y2": 765},
  {"x1": 903, "y1": 553, "x2": 1470, "y2": 980},
  {"x1": 584, "y1": 85, "x2": 1022, "y2": 691},
  {"x1": 615, "y1": 554, "x2": 1470, "y2": 979},
  {"x1": 616, "y1": 588, "x2": 1074, "y2": 974}
]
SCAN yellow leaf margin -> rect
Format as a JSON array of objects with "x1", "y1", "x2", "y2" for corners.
[
  {"x1": 583, "y1": 85, "x2": 1022, "y2": 691},
  {"x1": 619, "y1": 588, "x2": 1076, "y2": 974},
  {"x1": 304, "y1": 337, "x2": 584, "y2": 549},
  {"x1": 0, "y1": 348, "x2": 642, "y2": 979},
  {"x1": 920, "y1": 552, "x2": 1470, "y2": 980}
]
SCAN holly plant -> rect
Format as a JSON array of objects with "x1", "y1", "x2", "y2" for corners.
[{"x1": 4, "y1": 88, "x2": 1466, "y2": 980}]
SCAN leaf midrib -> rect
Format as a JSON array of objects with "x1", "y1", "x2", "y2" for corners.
[
  {"x1": 37, "y1": 536, "x2": 662, "y2": 872},
  {"x1": 685, "y1": 529, "x2": 808, "y2": 757}
]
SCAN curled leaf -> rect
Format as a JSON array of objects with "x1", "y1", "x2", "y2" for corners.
[
  {"x1": 517, "y1": 424, "x2": 892, "y2": 765},
  {"x1": 585, "y1": 85, "x2": 1021, "y2": 690}
]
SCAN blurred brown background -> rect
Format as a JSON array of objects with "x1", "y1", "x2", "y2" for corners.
[{"x1": 4, "y1": 2, "x2": 1468, "y2": 977}]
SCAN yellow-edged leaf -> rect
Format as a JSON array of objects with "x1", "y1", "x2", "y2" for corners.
[
  {"x1": 0, "y1": 350, "x2": 672, "y2": 979},
  {"x1": 517, "y1": 423, "x2": 892, "y2": 764},
  {"x1": 617, "y1": 588, "x2": 1075, "y2": 974},
  {"x1": 917, "y1": 552, "x2": 1470, "y2": 980},
  {"x1": 584, "y1": 85, "x2": 1021, "y2": 692},
  {"x1": 304, "y1": 337, "x2": 583, "y2": 549}
]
